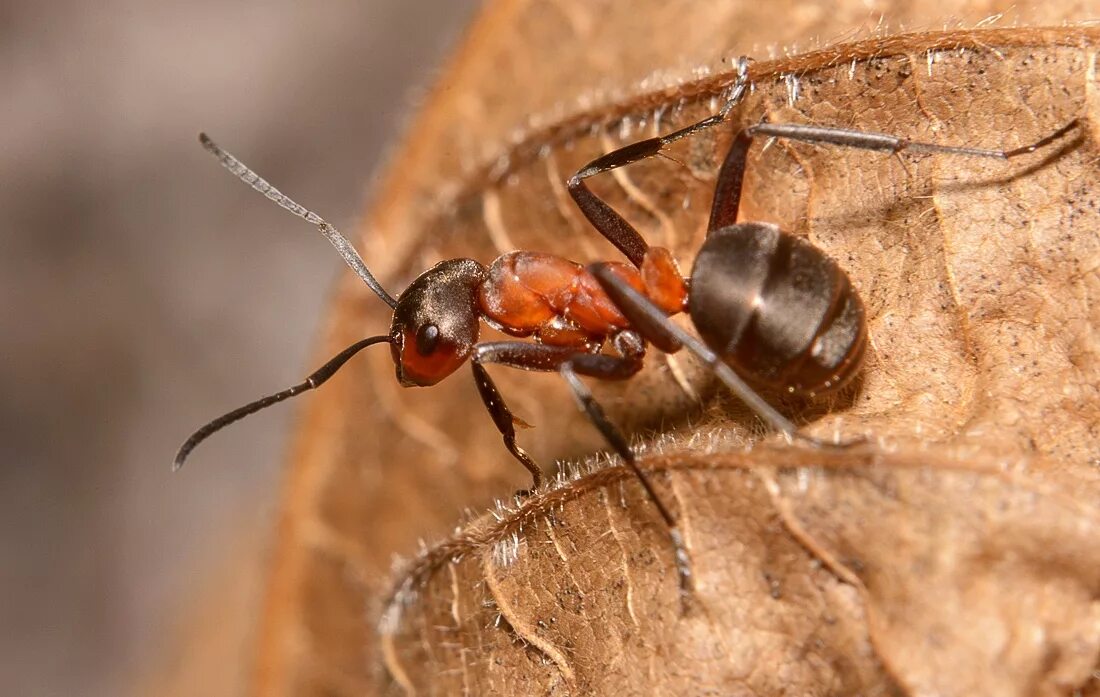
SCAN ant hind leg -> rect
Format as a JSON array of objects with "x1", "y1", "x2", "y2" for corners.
[
  {"x1": 709, "y1": 118, "x2": 1084, "y2": 232},
  {"x1": 708, "y1": 117, "x2": 1082, "y2": 233},
  {"x1": 746, "y1": 119, "x2": 1081, "y2": 161}
]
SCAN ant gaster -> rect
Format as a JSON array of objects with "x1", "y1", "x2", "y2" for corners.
[{"x1": 176, "y1": 61, "x2": 1080, "y2": 603}]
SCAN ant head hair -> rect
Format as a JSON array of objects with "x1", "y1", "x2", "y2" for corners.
[{"x1": 198, "y1": 133, "x2": 398, "y2": 309}]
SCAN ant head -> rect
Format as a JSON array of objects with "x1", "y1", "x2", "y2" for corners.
[
  {"x1": 179, "y1": 136, "x2": 492, "y2": 471},
  {"x1": 389, "y1": 258, "x2": 488, "y2": 387}
]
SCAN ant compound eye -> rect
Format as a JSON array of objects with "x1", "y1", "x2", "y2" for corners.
[
  {"x1": 416, "y1": 324, "x2": 441, "y2": 356},
  {"x1": 398, "y1": 322, "x2": 466, "y2": 387}
]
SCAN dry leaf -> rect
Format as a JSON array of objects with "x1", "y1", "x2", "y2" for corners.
[
  {"x1": 375, "y1": 30, "x2": 1100, "y2": 696},
  {"x1": 382, "y1": 449, "x2": 1100, "y2": 695},
  {"x1": 249, "y1": 4, "x2": 1100, "y2": 695}
]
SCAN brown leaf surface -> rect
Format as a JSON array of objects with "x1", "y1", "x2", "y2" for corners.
[
  {"x1": 376, "y1": 29, "x2": 1100, "y2": 697},
  {"x1": 382, "y1": 449, "x2": 1100, "y2": 695},
  {"x1": 251, "y1": 3, "x2": 1100, "y2": 695}
]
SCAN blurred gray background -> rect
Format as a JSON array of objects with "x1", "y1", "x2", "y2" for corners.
[{"x1": 0, "y1": 1, "x2": 479, "y2": 694}]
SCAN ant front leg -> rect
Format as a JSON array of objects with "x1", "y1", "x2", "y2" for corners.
[
  {"x1": 471, "y1": 360, "x2": 542, "y2": 490},
  {"x1": 567, "y1": 59, "x2": 752, "y2": 267},
  {"x1": 472, "y1": 337, "x2": 694, "y2": 605},
  {"x1": 471, "y1": 340, "x2": 645, "y2": 490}
]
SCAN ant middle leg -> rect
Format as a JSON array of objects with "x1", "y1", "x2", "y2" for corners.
[{"x1": 567, "y1": 58, "x2": 752, "y2": 267}]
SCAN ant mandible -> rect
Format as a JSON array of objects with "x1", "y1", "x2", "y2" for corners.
[{"x1": 176, "y1": 60, "x2": 1080, "y2": 602}]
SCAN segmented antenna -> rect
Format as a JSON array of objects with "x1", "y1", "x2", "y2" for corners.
[
  {"x1": 173, "y1": 334, "x2": 392, "y2": 471},
  {"x1": 198, "y1": 133, "x2": 398, "y2": 309}
]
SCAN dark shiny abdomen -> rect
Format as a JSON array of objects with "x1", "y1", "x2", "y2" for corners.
[{"x1": 688, "y1": 222, "x2": 866, "y2": 396}]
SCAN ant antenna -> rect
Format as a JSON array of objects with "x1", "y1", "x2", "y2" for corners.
[
  {"x1": 173, "y1": 334, "x2": 392, "y2": 471},
  {"x1": 198, "y1": 133, "x2": 398, "y2": 309}
]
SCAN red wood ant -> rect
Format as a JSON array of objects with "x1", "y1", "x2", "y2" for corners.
[{"x1": 175, "y1": 63, "x2": 1080, "y2": 601}]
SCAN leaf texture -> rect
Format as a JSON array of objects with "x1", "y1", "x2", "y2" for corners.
[{"x1": 252, "y1": 7, "x2": 1100, "y2": 695}]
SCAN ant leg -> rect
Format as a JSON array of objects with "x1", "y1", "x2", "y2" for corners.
[
  {"x1": 589, "y1": 264, "x2": 865, "y2": 449},
  {"x1": 471, "y1": 360, "x2": 543, "y2": 489},
  {"x1": 472, "y1": 339, "x2": 693, "y2": 603},
  {"x1": 174, "y1": 334, "x2": 393, "y2": 470},
  {"x1": 707, "y1": 118, "x2": 1082, "y2": 231},
  {"x1": 712, "y1": 118, "x2": 1081, "y2": 231},
  {"x1": 559, "y1": 363, "x2": 694, "y2": 607},
  {"x1": 707, "y1": 128, "x2": 754, "y2": 231},
  {"x1": 567, "y1": 60, "x2": 752, "y2": 267},
  {"x1": 747, "y1": 119, "x2": 1081, "y2": 161},
  {"x1": 471, "y1": 342, "x2": 645, "y2": 490}
]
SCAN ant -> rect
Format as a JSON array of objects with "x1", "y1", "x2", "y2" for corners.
[{"x1": 176, "y1": 61, "x2": 1081, "y2": 603}]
